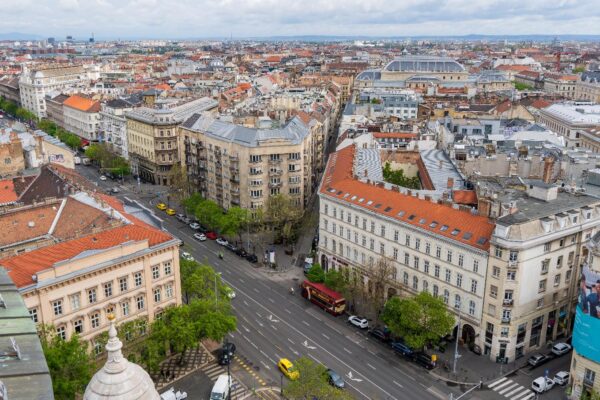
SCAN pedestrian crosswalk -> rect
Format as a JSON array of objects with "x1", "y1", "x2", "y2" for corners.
[
  {"x1": 487, "y1": 377, "x2": 535, "y2": 400},
  {"x1": 200, "y1": 361, "x2": 246, "y2": 399}
]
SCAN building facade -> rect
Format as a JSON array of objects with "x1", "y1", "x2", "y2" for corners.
[
  {"x1": 483, "y1": 183, "x2": 600, "y2": 363},
  {"x1": 180, "y1": 115, "x2": 318, "y2": 210},
  {"x1": 100, "y1": 99, "x2": 135, "y2": 159},
  {"x1": 317, "y1": 145, "x2": 495, "y2": 353},
  {"x1": 45, "y1": 93, "x2": 68, "y2": 129},
  {"x1": 126, "y1": 97, "x2": 218, "y2": 185},
  {"x1": 544, "y1": 74, "x2": 577, "y2": 99},
  {"x1": 62, "y1": 95, "x2": 101, "y2": 141},
  {"x1": 575, "y1": 72, "x2": 600, "y2": 103},
  {"x1": 19, "y1": 65, "x2": 89, "y2": 118},
  {"x1": 537, "y1": 103, "x2": 600, "y2": 148}
]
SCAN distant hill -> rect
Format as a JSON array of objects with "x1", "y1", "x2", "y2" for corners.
[{"x1": 0, "y1": 32, "x2": 44, "y2": 41}]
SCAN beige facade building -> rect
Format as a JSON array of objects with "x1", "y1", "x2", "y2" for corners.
[
  {"x1": 180, "y1": 114, "x2": 320, "y2": 210},
  {"x1": 19, "y1": 65, "x2": 89, "y2": 118},
  {"x1": 63, "y1": 95, "x2": 101, "y2": 141},
  {"x1": 0, "y1": 195, "x2": 182, "y2": 352},
  {"x1": 544, "y1": 74, "x2": 577, "y2": 99},
  {"x1": 575, "y1": 72, "x2": 600, "y2": 103},
  {"x1": 126, "y1": 97, "x2": 218, "y2": 185},
  {"x1": 537, "y1": 103, "x2": 600, "y2": 148}
]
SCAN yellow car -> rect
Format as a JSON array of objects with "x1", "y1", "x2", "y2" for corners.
[
  {"x1": 156, "y1": 202, "x2": 167, "y2": 211},
  {"x1": 166, "y1": 208, "x2": 176, "y2": 216},
  {"x1": 277, "y1": 358, "x2": 299, "y2": 380}
]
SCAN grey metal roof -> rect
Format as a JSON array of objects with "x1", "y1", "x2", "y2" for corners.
[
  {"x1": 354, "y1": 148, "x2": 384, "y2": 182},
  {"x1": 383, "y1": 55, "x2": 465, "y2": 73},
  {"x1": 182, "y1": 114, "x2": 310, "y2": 148},
  {"x1": 356, "y1": 70, "x2": 382, "y2": 81},
  {"x1": 0, "y1": 269, "x2": 54, "y2": 400},
  {"x1": 419, "y1": 149, "x2": 465, "y2": 190}
]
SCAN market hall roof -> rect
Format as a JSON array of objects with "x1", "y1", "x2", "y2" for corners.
[{"x1": 383, "y1": 56, "x2": 465, "y2": 73}]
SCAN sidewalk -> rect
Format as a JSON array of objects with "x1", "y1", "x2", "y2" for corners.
[
  {"x1": 151, "y1": 344, "x2": 213, "y2": 390},
  {"x1": 428, "y1": 342, "x2": 526, "y2": 385}
]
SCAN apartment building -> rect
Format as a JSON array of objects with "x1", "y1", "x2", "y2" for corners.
[
  {"x1": 537, "y1": 103, "x2": 600, "y2": 148},
  {"x1": 570, "y1": 232, "x2": 600, "y2": 399},
  {"x1": 544, "y1": 73, "x2": 577, "y2": 99},
  {"x1": 482, "y1": 181, "x2": 600, "y2": 362},
  {"x1": 180, "y1": 114, "x2": 318, "y2": 210},
  {"x1": 0, "y1": 193, "x2": 182, "y2": 352},
  {"x1": 45, "y1": 93, "x2": 68, "y2": 128},
  {"x1": 575, "y1": 71, "x2": 600, "y2": 103},
  {"x1": 317, "y1": 144, "x2": 495, "y2": 350},
  {"x1": 126, "y1": 97, "x2": 218, "y2": 185},
  {"x1": 19, "y1": 65, "x2": 89, "y2": 118},
  {"x1": 63, "y1": 95, "x2": 101, "y2": 141},
  {"x1": 100, "y1": 98, "x2": 136, "y2": 159}
]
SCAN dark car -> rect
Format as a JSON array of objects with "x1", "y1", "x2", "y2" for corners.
[
  {"x1": 391, "y1": 342, "x2": 414, "y2": 357},
  {"x1": 326, "y1": 369, "x2": 345, "y2": 389},
  {"x1": 368, "y1": 328, "x2": 390, "y2": 343},
  {"x1": 218, "y1": 342, "x2": 236, "y2": 365},
  {"x1": 235, "y1": 248, "x2": 248, "y2": 258},
  {"x1": 413, "y1": 352, "x2": 436, "y2": 370},
  {"x1": 226, "y1": 243, "x2": 238, "y2": 252},
  {"x1": 245, "y1": 254, "x2": 258, "y2": 263}
]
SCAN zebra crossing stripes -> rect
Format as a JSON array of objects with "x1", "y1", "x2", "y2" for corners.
[
  {"x1": 200, "y1": 362, "x2": 245, "y2": 399},
  {"x1": 487, "y1": 377, "x2": 534, "y2": 400}
]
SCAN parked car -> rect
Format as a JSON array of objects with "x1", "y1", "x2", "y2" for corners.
[
  {"x1": 551, "y1": 342, "x2": 572, "y2": 356},
  {"x1": 226, "y1": 243, "x2": 238, "y2": 252},
  {"x1": 531, "y1": 376, "x2": 555, "y2": 393},
  {"x1": 156, "y1": 202, "x2": 167, "y2": 211},
  {"x1": 218, "y1": 342, "x2": 236, "y2": 365},
  {"x1": 326, "y1": 369, "x2": 345, "y2": 389},
  {"x1": 528, "y1": 353, "x2": 549, "y2": 367},
  {"x1": 206, "y1": 231, "x2": 218, "y2": 240},
  {"x1": 391, "y1": 342, "x2": 414, "y2": 358},
  {"x1": 193, "y1": 233, "x2": 206, "y2": 241},
  {"x1": 554, "y1": 371, "x2": 570, "y2": 386},
  {"x1": 245, "y1": 254, "x2": 258, "y2": 263},
  {"x1": 100, "y1": 175, "x2": 107, "y2": 181},
  {"x1": 166, "y1": 208, "x2": 176, "y2": 216},
  {"x1": 176, "y1": 214, "x2": 186, "y2": 221},
  {"x1": 413, "y1": 352, "x2": 436, "y2": 370},
  {"x1": 348, "y1": 315, "x2": 369, "y2": 329},
  {"x1": 368, "y1": 327, "x2": 390, "y2": 343},
  {"x1": 181, "y1": 252, "x2": 194, "y2": 262},
  {"x1": 223, "y1": 286, "x2": 236, "y2": 299},
  {"x1": 189, "y1": 222, "x2": 201, "y2": 230},
  {"x1": 182, "y1": 217, "x2": 191, "y2": 225},
  {"x1": 277, "y1": 358, "x2": 299, "y2": 380},
  {"x1": 110, "y1": 187, "x2": 119, "y2": 194},
  {"x1": 216, "y1": 237, "x2": 229, "y2": 246},
  {"x1": 235, "y1": 248, "x2": 248, "y2": 258}
]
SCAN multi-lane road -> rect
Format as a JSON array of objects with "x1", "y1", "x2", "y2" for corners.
[{"x1": 77, "y1": 165, "x2": 465, "y2": 400}]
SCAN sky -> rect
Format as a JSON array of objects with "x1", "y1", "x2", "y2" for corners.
[{"x1": 2, "y1": 0, "x2": 600, "y2": 39}]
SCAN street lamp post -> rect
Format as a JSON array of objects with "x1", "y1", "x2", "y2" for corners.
[
  {"x1": 214, "y1": 272, "x2": 222, "y2": 307},
  {"x1": 453, "y1": 303, "x2": 462, "y2": 375}
]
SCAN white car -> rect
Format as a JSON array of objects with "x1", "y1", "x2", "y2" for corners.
[
  {"x1": 189, "y1": 222, "x2": 201, "y2": 230},
  {"x1": 99, "y1": 175, "x2": 107, "y2": 181},
  {"x1": 216, "y1": 238, "x2": 229, "y2": 246},
  {"x1": 348, "y1": 315, "x2": 369, "y2": 329},
  {"x1": 224, "y1": 287, "x2": 236, "y2": 299},
  {"x1": 181, "y1": 252, "x2": 195, "y2": 262},
  {"x1": 551, "y1": 342, "x2": 572, "y2": 356},
  {"x1": 554, "y1": 371, "x2": 570, "y2": 386},
  {"x1": 193, "y1": 233, "x2": 206, "y2": 241},
  {"x1": 532, "y1": 376, "x2": 555, "y2": 393}
]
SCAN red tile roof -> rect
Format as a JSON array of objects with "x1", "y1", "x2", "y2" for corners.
[
  {"x1": 453, "y1": 190, "x2": 478, "y2": 205},
  {"x1": 0, "y1": 179, "x2": 18, "y2": 205},
  {"x1": 0, "y1": 223, "x2": 174, "y2": 288},
  {"x1": 373, "y1": 132, "x2": 417, "y2": 139},
  {"x1": 320, "y1": 145, "x2": 494, "y2": 250},
  {"x1": 63, "y1": 95, "x2": 101, "y2": 113}
]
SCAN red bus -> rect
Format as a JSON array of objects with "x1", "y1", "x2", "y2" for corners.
[{"x1": 300, "y1": 280, "x2": 346, "y2": 316}]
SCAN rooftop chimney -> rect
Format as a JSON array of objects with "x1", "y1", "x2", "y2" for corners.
[
  {"x1": 447, "y1": 177, "x2": 454, "y2": 189},
  {"x1": 542, "y1": 157, "x2": 554, "y2": 184}
]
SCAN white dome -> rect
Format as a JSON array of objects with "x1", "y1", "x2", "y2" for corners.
[{"x1": 84, "y1": 316, "x2": 160, "y2": 400}]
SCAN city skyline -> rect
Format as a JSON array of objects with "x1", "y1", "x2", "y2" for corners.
[{"x1": 1, "y1": 0, "x2": 600, "y2": 40}]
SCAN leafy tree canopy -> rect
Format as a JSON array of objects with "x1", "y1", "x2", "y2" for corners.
[
  {"x1": 284, "y1": 357, "x2": 353, "y2": 400},
  {"x1": 382, "y1": 162, "x2": 420, "y2": 189},
  {"x1": 306, "y1": 263, "x2": 325, "y2": 283}
]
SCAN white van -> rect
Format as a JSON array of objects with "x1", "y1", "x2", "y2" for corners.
[
  {"x1": 210, "y1": 374, "x2": 231, "y2": 400},
  {"x1": 531, "y1": 376, "x2": 555, "y2": 393}
]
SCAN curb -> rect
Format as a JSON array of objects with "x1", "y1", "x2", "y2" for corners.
[{"x1": 429, "y1": 364, "x2": 524, "y2": 387}]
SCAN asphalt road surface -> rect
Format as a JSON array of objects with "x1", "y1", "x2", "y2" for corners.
[{"x1": 77, "y1": 165, "x2": 466, "y2": 400}]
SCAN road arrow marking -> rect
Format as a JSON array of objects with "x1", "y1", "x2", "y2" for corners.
[
  {"x1": 346, "y1": 371, "x2": 363, "y2": 383},
  {"x1": 267, "y1": 314, "x2": 279, "y2": 323},
  {"x1": 302, "y1": 340, "x2": 316, "y2": 350},
  {"x1": 242, "y1": 325, "x2": 250, "y2": 333}
]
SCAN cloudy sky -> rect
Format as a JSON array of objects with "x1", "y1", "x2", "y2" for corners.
[{"x1": 2, "y1": 0, "x2": 600, "y2": 39}]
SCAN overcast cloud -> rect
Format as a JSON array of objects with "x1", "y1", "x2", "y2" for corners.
[{"x1": 1, "y1": 0, "x2": 599, "y2": 39}]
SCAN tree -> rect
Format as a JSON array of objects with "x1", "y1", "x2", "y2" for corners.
[
  {"x1": 150, "y1": 305, "x2": 198, "y2": 365},
  {"x1": 194, "y1": 199, "x2": 224, "y2": 232},
  {"x1": 179, "y1": 257, "x2": 199, "y2": 303},
  {"x1": 169, "y1": 163, "x2": 191, "y2": 202},
  {"x1": 382, "y1": 292, "x2": 454, "y2": 351},
  {"x1": 363, "y1": 257, "x2": 397, "y2": 320},
  {"x1": 324, "y1": 269, "x2": 347, "y2": 293},
  {"x1": 182, "y1": 193, "x2": 203, "y2": 215},
  {"x1": 513, "y1": 81, "x2": 533, "y2": 91},
  {"x1": 265, "y1": 194, "x2": 302, "y2": 245},
  {"x1": 220, "y1": 206, "x2": 249, "y2": 242},
  {"x1": 183, "y1": 263, "x2": 229, "y2": 302},
  {"x1": 306, "y1": 263, "x2": 325, "y2": 283},
  {"x1": 284, "y1": 357, "x2": 353, "y2": 400},
  {"x1": 382, "y1": 162, "x2": 420, "y2": 189},
  {"x1": 39, "y1": 325, "x2": 96, "y2": 400},
  {"x1": 573, "y1": 66, "x2": 586, "y2": 74}
]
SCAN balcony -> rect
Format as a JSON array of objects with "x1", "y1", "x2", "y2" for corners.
[
  {"x1": 508, "y1": 260, "x2": 518, "y2": 269},
  {"x1": 269, "y1": 182, "x2": 282, "y2": 188},
  {"x1": 269, "y1": 169, "x2": 282, "y2": 176},
  {"x1": 268, "y1": 158, "x2": 282, "y2": 164},
  {"x1": 230, "y1": 176, "x2": 240, "y2": 183},
  {"x1": 501, "y1": 317, "x2": 511, "y2": 324},
  {"x1": 502, "y1": 299, "x2": 514, "y2": 306}
]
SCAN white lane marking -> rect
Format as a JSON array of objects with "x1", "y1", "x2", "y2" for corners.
[
  {"x1": 242, "y1": 316, "x2": 249, "y2": 323},
  {"x1": 510, "y1": 389, "x2": 533, "y2": 400},
  {"x1": 253, "y1": 288, "x2": 259, "y2": 293},
  {"x1": 271, "y1": 325, "x2": 278, "y2": 331},
  {"x1": 328, "y1": 326, "x2": 342, "y2": 335},
  {"x1": 225, "y1": 269, "x2": 232, "y2": 275},
  {"x1": 255, "y1": 311, "x2": 262, "y2": 318},
  {"x1": 393, "y1": 380, "x2": 403, "y2": 388},
  {"x1": 260, "y1": 361, "x2": 272, "y2": 370},
  {"x1": 322, "y1": 333, "x2": 330, "y2": 340},
  {"x1": 259, "y1": 350, "x2": 276, "y2": 364},
  {"x1": 257, "y1": 330, "x2": 264, "y2": 337},
  {"x1": 302, "y1": 320, "x2": 310, "y2": 326},
  {"x1": 493, "y1": 380, "x2": 513, "y2": 391},
  {"x1": 343, "y1": 347, "x2": 352, "y2": 354},
  {"x1": 308, "y1": 354, "x2": 322, "y2": 365},
  {"x1": 292, "y1": 349, "x2": 299, "y2": 356},
  {"x1": 488, "y1": 377, "x2": 508, "y2": 388},
  {"x1": 225, "y1": 282, "x2": 396, "y2": 400},
  {"x1": 243, "y1": 300, "x2": 249, "y2": 306},
  {"x1": 366, "y1": 363, "x2": 376, "y2": 370},
  {"x1": 284, "y1": 309, "x2": 291, "y2": 314},
  {"x1": 256, "y1": 320, "x2": 264, "y2": 327},
  {"x1": 393, "y1": 366, "x2": 416, "y2": 381},
  {"x1": 242, "y1": 325, "x2": 250, "y2": 333},
  {"x1": 499, "y1": 383, "x2": 520, "y2": 395},
  {"x1": 268, "y1": 297, "x2": 275, "y2": 303},
  {"x1": 368, "y1": 350, "x2": 376, "y2": 356},
  {"x1": 505, "y1": 385, "x2": 526, "y2": 397},
  {"x1": 287, "y1": 338, "x2": 295, "y2": 345},
  {"x1": 239, "y1": 279, "x2": 245, "y2": 284},
  {"x1": 274, "y1": 353, "x2": 282, "y2": 361}
]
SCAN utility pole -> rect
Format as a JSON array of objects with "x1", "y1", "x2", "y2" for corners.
[
  {"x1": 453, "y1": 303, "x2": 462, "y2": 374},
  {"x1": 226, "y1": 339, "x2": 231, "y2": 400}
]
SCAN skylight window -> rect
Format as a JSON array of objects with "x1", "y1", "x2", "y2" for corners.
[
  {"x1": 374, "y1": 204, "x2": 381, "y2": 209},
  {"x1": 343, "y1": 193, "x2": 350, "y2": 198},
  {"x1": 351, "y1": 196, "x2": 357, "y2": 200},
  {"x1": 408, "y1": 214, "x2": 416, "y2": 221},
  {"x1": 429, "y1": 221, "x2": 438, "y2": 228},
  {"x1": 463, "y1": 232, "x2": 473, "y2": 240},
  {"x1": 419, "y1": 218, "x2": 426, "y2": 224},
  {"x1": 440, "y1": 225, "x2": 449, "y2": 231},
  {"x1": 451, "y1": 229, "x2": 460, "y2": 236},
  {"x1": 358, "y1": 198, "x2": 364, "y2": 203},
  {"x1": 384, "y1": 207, "x2": 392, "y2": 212},
  {"x1": 367, "y1": 200, "x2": 373, "y2": 205},
  {"x1": 398, "y1": 211, "x2": 406, "y2": 217},
  {"x1": 477, "y1": 237, "x2": 487, "y2": 245}
]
